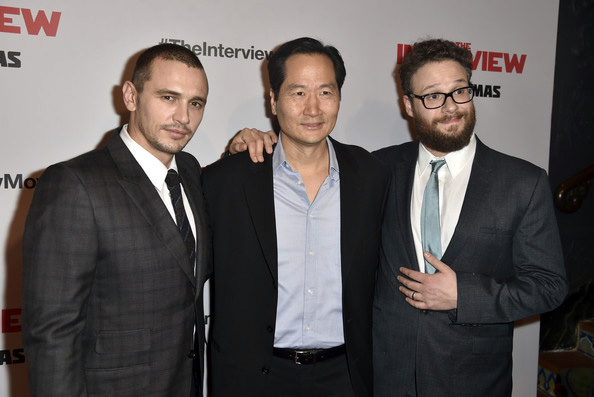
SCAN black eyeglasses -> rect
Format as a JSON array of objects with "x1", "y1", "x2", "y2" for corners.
[{"x1": 408, "y1": 86, "x2": 474, "y2": 109}]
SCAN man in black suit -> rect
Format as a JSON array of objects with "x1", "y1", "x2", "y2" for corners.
[
  {"x1": 231, "y1": 38, "x2": 568, "y2": 397},
  {"x1": 202, "y1": 37, "x2": 390, "y2": 396},
  {"x1": 372, "y1": 38, "x2": 567, "y2": 396},
  {"x1": 22, "y1": 44, "x2": 211, "y2": 396}
]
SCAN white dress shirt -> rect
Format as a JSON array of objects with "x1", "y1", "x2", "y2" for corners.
[
  {"x1": 410, "y1": 134, "x2": 477, "y2": 272},
  {"x1": 120, "y1": 126, "x2": 197, "y2": 254}
]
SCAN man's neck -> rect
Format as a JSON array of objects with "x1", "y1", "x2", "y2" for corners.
[
  {"x1": 281, "y1": 134, "x2": 330, "y2": 174},
  {"x1": 280, "y1": 133, "x2": 330, "y2": 204}
]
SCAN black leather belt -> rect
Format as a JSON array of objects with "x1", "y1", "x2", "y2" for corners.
[{"x1": 272, "y1": 344, "x2": 345, "y2": 365}]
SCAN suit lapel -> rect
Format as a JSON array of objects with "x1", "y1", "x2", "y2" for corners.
[
  {"x1": 107, "y1": 133, "x2": 196, "y2": 287},
  {"x1": 243, "y1": 157, "x2": 278, "y2": 284},
  {"x1": 332, "y1": 139, "x2": 364, "y2": 281},
  {"x1": 395, "y1": 145, "x2": 422, "y2": 271},
  {"x1": 441, "y1": 139, "x2": 492, "y2": 266}
]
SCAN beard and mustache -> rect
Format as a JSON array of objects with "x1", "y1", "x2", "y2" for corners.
[{"x1": 412, "y1": 105, "x2": 476, "y2": 154}]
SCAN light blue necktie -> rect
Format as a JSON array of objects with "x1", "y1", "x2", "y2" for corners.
[{"x1": 421, "y1": 159, "x2": 446, "y2": 274}]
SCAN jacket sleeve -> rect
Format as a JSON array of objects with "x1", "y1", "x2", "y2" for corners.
[
  {"x1": 22, "y1": 163, "x2": 97, "y2": 397},
  {"x1": 455, "y1": 169, "x2": 568, "y2": 324}
]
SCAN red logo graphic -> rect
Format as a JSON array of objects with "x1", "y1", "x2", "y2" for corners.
[
  {"x1": 2, "y1": 308, "x2": 21, "y2": 333},
  {"x1": 396, "y1": 43, "x2": 527, "y2": 74},
  {"x1": 0, "y1": 6, "x2": 61, "y2": 37}
]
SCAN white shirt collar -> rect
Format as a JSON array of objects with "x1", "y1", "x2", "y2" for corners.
[
  {"x1": 120, "y1": 124, "x2": 178, "y2": 192},
  {"x1": 417, "y1": 133, "x2": 477, "y2": 179}
]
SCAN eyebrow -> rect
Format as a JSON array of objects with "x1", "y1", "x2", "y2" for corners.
[
  {"x1": 156, "y1": 89, "x2": 206, "y2": 104},
  {"x1": 420, "y1": 79, "x2": 468, "y2": 93},
  {"x1": 285, "y1": 82, "x2": 338, "y2": 91}
]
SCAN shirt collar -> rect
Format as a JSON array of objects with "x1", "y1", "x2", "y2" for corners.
[
  {"x1": 417, "y1": 133, "x2": 476, "y2": 178},
  {"x1": 272, "y1": 134, "x2": 340, "y2": 181},
  {"x1": 120, "y1": 124, "x2": 178, "y2": 192}
]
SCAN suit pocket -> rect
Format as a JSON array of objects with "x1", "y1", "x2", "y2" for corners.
[
  {"x1": 95, "y1": 329, "x2": 150, "y2": 354},
  {"x1": 86, "y1": 363, "x2": 150, "y2": 395}
]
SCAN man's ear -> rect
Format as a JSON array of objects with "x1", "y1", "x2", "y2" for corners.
[
  {"x1": 403, "y1": 95, "x2": 414, "y2": 118},
  {"x1": 122, "y1": 81, "x2": 138, "y2": 112},
  {"x1": 270, "y1": 89, "x2": 277, "y2": 115}
]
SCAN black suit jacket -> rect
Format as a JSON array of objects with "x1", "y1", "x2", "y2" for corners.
[
  {"x1": 202, "y1": 137, "x2": 390, "y2": 396},
  {"x1": 22, "y1": 131, "x2": 211, "y2": 397},
  {"x1": 372, "y1": 138, "x2": 567, "y2": 397}
]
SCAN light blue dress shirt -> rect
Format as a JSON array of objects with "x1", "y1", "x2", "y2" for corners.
[{"x1": 272, "y1": 136, "x2": 344, "y2": 349}]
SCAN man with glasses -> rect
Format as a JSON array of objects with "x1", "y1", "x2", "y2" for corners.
[{"x1": 372, "y1": 38, "x2": 567, "y2": 396}]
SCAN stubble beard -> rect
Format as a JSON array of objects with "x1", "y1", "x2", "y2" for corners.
[
  {"x1": 413, "y1": 105, "x2": 476, "y2": 154},
  {"x1": 136, "y1": 115, "x2": 192, "y2": 156}
]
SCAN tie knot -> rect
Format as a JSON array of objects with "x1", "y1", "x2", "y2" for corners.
[
  {"x1": 165, "y1": 169, "x2": 181, "y2": 190},
  {"x1": 430, "y1": 159, "x2": 446, "y2": 174}
]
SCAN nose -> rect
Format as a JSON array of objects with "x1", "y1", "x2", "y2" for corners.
[
  {"x1": 303, "y1": 94, "x2": 321, "y2": 117},
  {"x1": 441, "y1": 95, "x2": 458, "y2": 113},
  {"x1": 173, "y1": 103, "x2": 190, "y2": 125}
]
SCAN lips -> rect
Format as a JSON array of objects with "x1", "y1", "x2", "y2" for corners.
[
  {"x1": 438, "y1": 113, "x2": 465, "y2": 124},
  {"x1": 302, "y1": 122, "x2": 323, "y2": 128},
  {"x1": 163, "y1": 125, "x2": 191, "y2": 137}
]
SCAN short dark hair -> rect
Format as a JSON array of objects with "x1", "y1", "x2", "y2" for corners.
[
  {"x1": 267, "y1": 37, "x2": 346, "y2": 99},
  {"x1": 399, "y1": 38, "x2": 473, "y2": 95},
  {"x1": 131, "y1": 43, "x2": 205, "y2": 92}
]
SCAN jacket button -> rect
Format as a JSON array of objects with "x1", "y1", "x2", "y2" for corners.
[
  {"x1": 261, "y1": 367, "x2": 270, "y2": 375},
  {"x1": 188, "y1": 350, "x2": 196, "y2": 358},
  {"x1": 267, "y1": 326, "x2": 273, "y2": 333}
]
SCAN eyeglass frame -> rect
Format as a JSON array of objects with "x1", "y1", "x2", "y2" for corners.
[{"x1": 407, "y1": 86, "x2": 474, "y2": 109}]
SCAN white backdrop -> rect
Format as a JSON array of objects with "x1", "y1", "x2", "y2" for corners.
[{"x1": 1, "y1": 1, "x2": 559, "y2": 395}]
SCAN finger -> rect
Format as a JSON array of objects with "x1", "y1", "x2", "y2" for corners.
[
  {"x1": 247, "y1": 140, "x2": 262, "y2": 163},
  {"x1": 423, "y1": 252, "x2": 450, "y2": 273},
  {"x1": 397, "y1": 277, "x2": 423, "y2": 294},
  {"x1": 396, "y1": 272, "x2": 423, "y2": 291},
  {"x1": 229, "y1": 141, "x2": 246, "y2": 155},
  {"x1": 405, "y1": 296, "x2": 428, "y2": 309},
  {"x1": 397, "y1": 275, "x2": 411, "y2": 289},
  {"x1": 263, "y1": 134, "x2": 274, "y2": 154},
  {"x1": 268, "y1": 130, "x2": 278, "y2": 144},
  {"x1": 255, "y1": 138, "x2": 264, "y2": 162},
  {"x1": 398, "y1": 286, "x2": 412, "y2": 296},
  {"x1": 399, "y1": 266, "x2": 422, "y2": 281}
]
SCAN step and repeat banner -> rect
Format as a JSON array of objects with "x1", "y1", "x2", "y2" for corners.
[{"x1": 1, "y1": 1, "x2": 559, "y2": 396}]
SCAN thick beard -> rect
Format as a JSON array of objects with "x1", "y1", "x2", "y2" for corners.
[{"x1": 413, "y1": 105, "x2": 476, "y2": 154}]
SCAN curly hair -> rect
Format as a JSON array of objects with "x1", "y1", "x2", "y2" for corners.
[{"x1": 399, "y1": 39, "x2": 473, "y2": 94}]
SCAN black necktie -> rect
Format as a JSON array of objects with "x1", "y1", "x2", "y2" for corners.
[{"x1": 165, "y1": 169, "x2": 196, "y2": 267}]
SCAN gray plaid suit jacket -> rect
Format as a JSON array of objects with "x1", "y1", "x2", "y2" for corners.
[{"x1": 22, "y1": 131, "x2": 211, "y2": 397}]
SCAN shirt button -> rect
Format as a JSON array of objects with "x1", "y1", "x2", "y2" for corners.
[
  {"x1": 297, "y1": 180, "x2": 303, "y2": 185},
  {"x1": 309, "y1": 251, "x2": 314, "y2": 256},
  {"x1": 305, "y1": 326, "x2": 311, "y2": 331},
  {"x1": 308, "y1": 289, "x2": 313, "y2": 295}
]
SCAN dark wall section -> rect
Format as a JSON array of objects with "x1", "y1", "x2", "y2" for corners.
[{"x1": 541, "y1": 0, "x2": 594, "y2": 351}]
